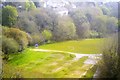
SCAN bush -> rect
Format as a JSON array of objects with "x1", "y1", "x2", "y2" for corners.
[
  {"x1": 2, "y1": 27, "x2": 29, "y2": 51},
  {"x1": 52, "y1": 16, "x2": 77, "y2": 41},
  {"x1": 2, "y1": 5, "x2": 18, "y2": 27},
  {"x1": 30, "y1": 33, "x2": 41, "y2": 46},
  {"x1": 99, "y1": 34, "x2": 120, "y2": 78},
  {"x1": 16, "y1": 12, "x2": 39, "y2": 34},
  {"x1": 2, "y1": 36, "x2": 19, "y2": 54},
  {"x1": 41, "y1": 30, "x2": 52, "y2": 42},
  {"x1": 90, "y1": 30, "x2": 99, "y2": 38}
]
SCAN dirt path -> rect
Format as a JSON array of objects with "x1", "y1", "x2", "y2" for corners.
[
  {"x1": 30, "y1": 48, "x2": 102, "y2": 77},
  {"x1": 30, "y1": 48, "x2": 102, "y2": 64}
]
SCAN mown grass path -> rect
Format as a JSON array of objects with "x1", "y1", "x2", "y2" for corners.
[
  {"x1": 31, "y1": 48, "x2": 102, "y2": 64},
  {"x1": 30, "y1": 48, "x2": 102, "y2": 78},
  {"x1": 3, "y1": 39, "x2": 103, "y2": 78},
  {"x1": 38, "y1": 39, "x2": 103, "y2": 54}
]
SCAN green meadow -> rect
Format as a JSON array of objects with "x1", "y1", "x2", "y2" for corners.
[
  {"x1": 39, "y1": 39, "x2": 104, "y2": 54},
  {"x1": 3, "y1": 39, "x2": 103, "y2": 78}
]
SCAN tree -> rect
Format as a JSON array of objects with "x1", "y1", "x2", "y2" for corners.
[
  {"x1": 0, "y1": 8, "x2": 1, "y2": 25},
  {"x1": 45, "y1": 8, "x2": 59, "y2": 32},
  {"x1": 2, "y1": 27, "x2": 29, "y2": 51},
  {"x1": 30, "y1": 33, "x2": 41, "y2": 45},
  {"x1": 52, "y1": 16, "x2": 76, "y2": 41},
  {"x1": 31, "y1": 9, "x2": 51, "y2": 31},
  {"x1": 77, "y1": 22, "x2": 90, "y2": 38},
  {"x1": 69, "y1": 10, "x2": 90, "y2": 38},
  {"x1": 118, "y1": 20, "x2": 120, "y2": 31},
  {"x1": 93, "y1": 15, "x2": 107, "y2": 37},
  {"x1": 85, "y1": 13, "x2": 94, "y2": 23},
  {"x1": 99, "y1": 34, "x2": 120, "y2": 79},
  {"x1": 25, "y1": 0, "x2": 36, "y2": 11},
  {"x1": 42, "y1": 30, "x2": 52, "y2": 42},
  {"x1": 2, "y1": 36, "x2": 19, "y2": 54},
  {"x1": 104, "y1": 2, "x2": 118, "y2": 18},
  {"x1": 15, "y1": 8, "x2": 54, "y2": 44},
  {"x1": 2, "y1": 5, "x2": 18, "y2": 27},
  {"x1": 16, "y1": 10, "x2": 40, "y2": 34},
  {"x1": 92, "y1": 15, "x2": 117, "y2": 37},
  {"x1": 101, "y1": 6, "x2": 110, "y2": 15},
  {"x1": 106, "y1": 17, "x2": 118, "y2": 34}
]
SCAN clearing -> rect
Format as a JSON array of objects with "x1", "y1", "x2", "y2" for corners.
[{"x1": 3, "y1": 39, "x2": 103, "y2": 78}]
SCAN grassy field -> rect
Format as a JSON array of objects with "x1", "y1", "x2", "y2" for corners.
[
  {"x1": 3, "y1": 50, "x2": 89, "y2": 78},
  {"x1": 3, "y1": 39, "x2": 103, "y2": 78},
  {"x1": 39, "y1": 39, "x2": 103, "y2": 54}
]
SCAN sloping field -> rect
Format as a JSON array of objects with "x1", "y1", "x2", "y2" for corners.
[
  {"x1": 39, "y1": 39, "x2": 103, "y2": 54},
  {"x1": 3, "y1": 39, "x2": 103, "y2": 78}
]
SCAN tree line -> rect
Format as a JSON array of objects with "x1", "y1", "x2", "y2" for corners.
[
  {"x1": 1, "y1": 1, "x2": 120, "y2": 79},
  {"x1": 1, "y1": 2, "x2": 118, "y2": 55}
]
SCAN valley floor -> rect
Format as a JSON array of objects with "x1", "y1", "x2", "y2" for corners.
[{"x1": 3, "y1": 39, "x2": 103, "y2": 78}]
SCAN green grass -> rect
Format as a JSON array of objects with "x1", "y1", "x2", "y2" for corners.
[
  {"x1": 3, "y1": 49, "x2": 90, "y2": 78},
  {"x1": 3, "y1": 49, "x2": 77, "y2": 78},
  {"x1": 82, "y1": 65, "x2": 97, "y2": 78},
  {"x1": 50, "y1": 56, "x2": 88, "y2": 78},
  {"x1": 8, "y1": 49, "x2": 52, "y2": 66},
  {"x1": 3, "y1": 39, "x2": 103, "y2": 78},
  {"x1": 39, "y1": 39, "x2": 103, "y2": 54}
]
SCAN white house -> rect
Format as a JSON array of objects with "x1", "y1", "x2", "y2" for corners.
[{"x1": 40, "y1": 0, "x2": 69, "y2": 16}]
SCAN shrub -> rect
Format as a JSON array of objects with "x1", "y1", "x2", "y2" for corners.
[
  {"x1": 2, "y1": 36, "x2": 19, "y2": 54},
  {"x1": 41, "y1": 30, "x2": 52, "y2": 42},
  {"x1": 99, "y1": 34, "x2": 120, "y2": 78},
  {"x1": 30, "y1": 33, "x2": 41, "y2": 46},
  {"x1": 90, "y1": 30, "x2": 99, "y2": 38},
  {"x1": 2, "y1": 5, "x2": 18, "y2": 27},
  {"x1": 52, "y1": 16, "x2": 77, "y2": 41},
  {"x1": 2, "y1": 27, "x2": 29, "y2": 51}
]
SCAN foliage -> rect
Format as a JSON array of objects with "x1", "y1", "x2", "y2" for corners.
[
  {"x1": 89, "y1": 30, "x2": 99, "y2": 38},
  {"x1": 100, "y1": 6, "x2": 110, "y2": 15},
  {"x1": 99, "y1": 34, "x2": 120, "y2": 79},
  {"x1": 69, "y1": 10, "x2": 90, "y2": 38},
  {"x1": 92, "y1": 15, "x2": 117, "y2": 37},
  {"x1": 93, "y1": 15, "x2": 107, "y2": 37},
  {"x1": 30, "y1": 33, "x2": 42, "y2": 45},
  {"x1": 31, "y1": 9, "x2": 52, "y2": 31},
  {"x1": 16, "y1": 14, "x2": 38, "y2": 34},
  {"x1": 53, "y1": 16, "x2": 76, "y2": 41},
  {"x1": 25, "y1": 0, "x2": 36, "y2": 11},
  {"x1": 83, "y1": 65, "x2": 97, "y2": 78},
  {"x1": 85, "y1": 13, "x2": 94, "y2": 23},
  {"x1": 83, "y1": 7, "x2": 103, "y2": 16},
  {"x1": 77, "y1": 22, "x2": 90, "y2": 38},
  {"x1": 2, "y1": 5, "x2": 18, "y2": 27},
  {"x1": 16, "y1": 8, "x2": 76, "y2": 42},
  {"x1": 1, "y1": 2, "x2": 119, "y2": 78},
  {"x1": 42, "y1": 30, "x2": 52, "y2": 41},
  {"x1": 2, "y1": 36, "x2": 19, "y2": 54},
  {"x1": 104, "y1": 2, "x2": 118, "y2": 18},
  {"x1": 106, "y1": 17, "x2": 118, "y2": 34},
  {"x1": 0, "y1": 8, "x2": 2, "y2": 24},
  {"x1": 3, "y1": 62, "x2": 23, "y2": 78},
  {"x1": 118, "y1": 20, "x2": 120, "y2": 31},
  {"x1": 2, "y1": 27, "x2": 29, "y2": 51},
  {"x1": 3, "y1": 49, "x2": 89, "y2": 78}
]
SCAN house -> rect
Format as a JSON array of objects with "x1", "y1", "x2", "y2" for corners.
[
  {"x1": 42, "y1": 0, "x2": 70, "y2": 8},
  {"x1": 39, "y1": 0, "x2": 69, "y2": 16}
]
